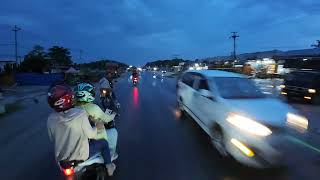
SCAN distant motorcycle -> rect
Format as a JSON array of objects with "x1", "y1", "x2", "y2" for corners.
[
  {"x1": 132, "y1": 77, "x2": 139, "y2": 86},
  {"x1": 59, "y1": 153, "x2": 106, "y2": 180}
]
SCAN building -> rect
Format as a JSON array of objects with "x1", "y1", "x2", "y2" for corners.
[{"x1": 0, "y1": 60, "x2": 16, "y2": 73}]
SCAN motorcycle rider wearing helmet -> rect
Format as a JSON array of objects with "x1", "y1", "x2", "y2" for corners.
[
  {"x1": 74, "y1": 83, "x2": 118, "y2": 160},
  {"x1": 98, "y1": 74, "x2": 120, "y2": 112},
  {"x1": 47, "y1": 83, "x2": 116, "y2": 176}
]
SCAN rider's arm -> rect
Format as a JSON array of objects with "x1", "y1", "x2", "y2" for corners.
[
  {"x1": 87, "y1": 104, "x2": 115, "y2": 123},
  {"x1": 81, "y1": 113, "x2": 97, "y2": 139},
  {"x1": 48, "y1": 127, "x2": 53, "y2": 141},
  {"x1": 47, "y1": 114, "x2": 55, "y2": 141}
]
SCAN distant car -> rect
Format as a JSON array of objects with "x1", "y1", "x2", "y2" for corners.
[
  {"x1": 176, "y1": 70, "x2": 308, "y2": 168},
  {"x1": 280, "y1": 70, "x2": 320, "y2": 104}
]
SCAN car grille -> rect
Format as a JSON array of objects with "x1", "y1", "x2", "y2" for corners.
[{"x1": 285, "y1": 85, "x2": 307, "y2": 92}]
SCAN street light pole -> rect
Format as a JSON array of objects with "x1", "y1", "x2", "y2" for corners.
[
  {"x1": 79, "y1": 49, "x2": 83, "y2": 61},
  {"x1": 12, "y1": 25, "x2": 21, "y2": 65},
  {"x1": 230, "y1": 32, "x2": 239, "y2": 60}
]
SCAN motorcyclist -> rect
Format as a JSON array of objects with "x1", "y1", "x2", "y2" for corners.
[
  {"x1": 98, "y1": 74, "x2": 120, "y2": 112},
  {"x1": 74, "y1": 82, "x2": 119, "y2": 160},
  {"x1": 132, "y1": 69, "x2": 139, "y2": 80},
  {"x1": 47, "y1": 83, "x2": 116, "y2": 176}
]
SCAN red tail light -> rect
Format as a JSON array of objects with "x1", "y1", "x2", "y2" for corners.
[{"x1": 63, "y1": 168, "x2": 74, "y2": 176}]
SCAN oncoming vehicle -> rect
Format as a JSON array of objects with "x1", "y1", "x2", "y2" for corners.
[
  {"x1": 161, "y1": 70, "x2": 167, "y2": 77},
  {"x1": 177, "y1": 70, "x2": 309, "y2": 168},
  {"x1": 280, "y1": 70, "x2": 320, "y2": 104}
]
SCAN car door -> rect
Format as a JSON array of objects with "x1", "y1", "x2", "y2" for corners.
[
  {"x1": 193, "y1": 77, "x2": 221, "y2": 132},
  {"x1": 178, "y1": 72, "x2": 196, "y2": 110}
]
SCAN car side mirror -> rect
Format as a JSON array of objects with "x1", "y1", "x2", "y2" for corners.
[{"x1": 199, "y1": 89, "x2": 215, "y2": 101}]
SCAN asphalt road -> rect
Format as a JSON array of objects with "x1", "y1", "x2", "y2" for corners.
[{"x1": 1, "y1": 72, "x2": 320, "y2": 180}]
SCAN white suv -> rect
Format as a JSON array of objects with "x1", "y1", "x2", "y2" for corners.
[{"x1": 177, "y1": 70, "x2": 308, "y2": 168}]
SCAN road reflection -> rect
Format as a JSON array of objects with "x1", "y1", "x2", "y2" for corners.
[{"x1": 133, "y1": 86, "x2": 139, "y2": 107}]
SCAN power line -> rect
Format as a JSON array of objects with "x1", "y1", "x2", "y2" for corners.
[
  {"x1": 230, "y1": 32, "x2": 239, "y2": 60},
  {"x1": 12, "y1": 25, "x2": 21, "y2": 64}
]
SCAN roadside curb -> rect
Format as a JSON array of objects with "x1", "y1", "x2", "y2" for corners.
[{"x1": 0, "y1": 92, "x2": 46, "y2": 115}]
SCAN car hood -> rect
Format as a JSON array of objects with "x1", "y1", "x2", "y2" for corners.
[{"x1": 224, "y1": 98, "x2": 294, "y2": 127}]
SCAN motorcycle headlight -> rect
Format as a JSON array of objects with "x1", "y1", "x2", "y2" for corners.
[
  {"x1": 102, "y1": 90, "x2": 107, "y2": 94},
  {"x1": 286, "y1": 113, "x2": 308, "y2": 132},
  {"x1": 226, "y1": 113, "x2": 272, "y2": 136}
]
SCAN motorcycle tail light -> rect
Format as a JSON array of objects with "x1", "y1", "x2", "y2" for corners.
[{"x1": 63, "y1": 168, "x2": 74, "y2": 176}]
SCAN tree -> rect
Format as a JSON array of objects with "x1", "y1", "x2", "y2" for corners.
[
  {"x1": 29, "y1": 45, "x2": 46, "y2": 57},
  {"x1": 48, "y1": 46, "x2": 72, "y2": 66},
  {"x1": 311, "y1": 40, "x2": 320, "y2": 48},
  {"x1": 19, "y1": 45, "x2": 49, "y2": 73}
]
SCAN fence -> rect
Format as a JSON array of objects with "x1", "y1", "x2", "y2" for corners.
[{"x1": 15, "y1": 73, "x2": 64, "y2": 85}]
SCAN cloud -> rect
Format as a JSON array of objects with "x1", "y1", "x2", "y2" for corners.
[{"x1": 0, "y1": 0, "x2": 319, "y2": 65}]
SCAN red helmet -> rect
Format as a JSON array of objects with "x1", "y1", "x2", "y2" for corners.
[{"x1": 48, "y1": 84, "x2": 74, "y2": 112}]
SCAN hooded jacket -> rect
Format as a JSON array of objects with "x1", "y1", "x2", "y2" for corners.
[{"x1": 47, "y1": 108, "x2": 97, "y2": 162}]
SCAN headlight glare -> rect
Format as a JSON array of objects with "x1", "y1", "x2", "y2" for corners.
[
  {"x1": 226, "y1": 113, "x2": 272, "y2": 136},
  {"x1": 308, "y1": 89, "x2": 316, "y2": 94},
  {"x1": 286, "y1": 113, "x2": 308, "y2": 132}
]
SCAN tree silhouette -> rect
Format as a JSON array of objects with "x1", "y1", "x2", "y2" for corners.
[
  {"x1": 19, "y1": 45, "x2": 48, "y2": 73},
  {"x1": 48, "y1": 46, "x2": 72, "y2": 66}
]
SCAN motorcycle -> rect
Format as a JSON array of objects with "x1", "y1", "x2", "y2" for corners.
[
  {"x1": 100, "y1": 89, "x2": 119, "y2": 112},
  {"x1": 59, "y1": 153, "x2": 106, "y2": 180},
  {"x1": 132, "y1": 77, "x2": 139, "y2": 86}
]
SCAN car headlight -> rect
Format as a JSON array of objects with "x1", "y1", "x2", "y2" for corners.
[
  {"x1": 286, "y1": 113, "x2": 308, "y2": 132},
  {"x1": 226, "y1": 113, "x2": 272, "y2": 136},
  {"x1": 308, "y1": 89, "x2": 316, "y2": 94},
  {"x1": 279, "y1": 85, "x2": 285, "y2": 89}
]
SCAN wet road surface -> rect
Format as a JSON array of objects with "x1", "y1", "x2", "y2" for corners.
[{"x1": 1, "y1": 72, "x2": 320, "y2": 180}]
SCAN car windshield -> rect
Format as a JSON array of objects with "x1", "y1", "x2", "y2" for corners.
[
  {"x1": 212, "y1": 77, "x2": 265, "y2": 99},
  {"x1": 285, "y1": 72, "x2": 319, "y2": 85}
]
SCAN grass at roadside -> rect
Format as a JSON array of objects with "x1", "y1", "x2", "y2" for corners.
[{"x1": 0, "y1": 102, "x2": 22, "y2": 118}]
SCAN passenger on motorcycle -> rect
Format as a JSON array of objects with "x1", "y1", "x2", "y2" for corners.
[
  {"x1": 74, "y1": 82, "x2": 119, "y2": 161},
  {"x1": 47, "y1": 83, "x2": 116, "y2": 176}
]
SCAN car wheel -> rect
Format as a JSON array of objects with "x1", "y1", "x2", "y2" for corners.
[
  {"x1": 211, "y1": 125, "x2": 228, "y2": 157},
  {"x1": 176, "y1": 97, "x2": 185, "y2": 118}
]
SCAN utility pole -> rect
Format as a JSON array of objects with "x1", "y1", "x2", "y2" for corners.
[
  {"x1": 12, "y1": 25, "x2": 21, "y2": 64},
  {"x1": 79, "y1": 49, "x2": 83, "y2": 61},
  {"x1": 230, "y1": 32, "x2": 239, "y2": 60},
  {"x1": 311, "y1": 40, "x2": 320, "y2": 48}
]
